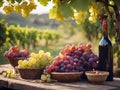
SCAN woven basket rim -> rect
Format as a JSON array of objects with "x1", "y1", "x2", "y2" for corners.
[
  {"x1": 85, "y1": 71, "x2": 109, "y2": 76},
  {"x1": 17, "y1": 68, "x2": 44, "y2": 70},
  {"x1": 51, "y1": 71, "x2": 83, "y2": 75}
]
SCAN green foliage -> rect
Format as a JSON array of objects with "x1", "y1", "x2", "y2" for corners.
[
  {"x1": 114, "y1": 0, "x2": 120, "y2": 8},
  {"x1": 82, "y1": 19, "x2": 101, "y2": 41},
  {"x1": 70, "y1": 0, "x2": 90, "y2": 11},
  {"x1": 16, "y1": 0, "x2": 22, "y2": 3},
  {"x1": 0, "y1": 0, "x2": 4, "y2": 7},
  {"x1": 0, "y1": 44, "x2": 10, "y2": 65},
  {"x1": 0, "y1": 20, "x2": 8, "y2": 47},
  {"x1": 0, "y1": 0, "x2": 120, "y2": 25},
  {"x1": 7, "y1": 0, "x2": 15, "y2": 3},
  {"x1": 38, "y1": 0, "x2": 50, "y2": 6},
  {"x1": 58, "y1": 3, "x2": 74, "y2": 18},
  {"x1": 4, "y1": 24, "x2": 60, "y2": 48}
]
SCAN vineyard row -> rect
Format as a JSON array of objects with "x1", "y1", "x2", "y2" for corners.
[{"x1": 3, "y1": 24, "x2": 60, "y2": 48}]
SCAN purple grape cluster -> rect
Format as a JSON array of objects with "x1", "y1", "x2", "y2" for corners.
[{"x1": 46, "y1": 43, "x2": 99, "y2": 74}]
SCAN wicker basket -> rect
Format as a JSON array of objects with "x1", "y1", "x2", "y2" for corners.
[
  {"x1": 18, "y1": 68, "x2": 43, "y2": 79},
  {"x1": 8, "y1": 57, "x2": 26, "y2": 68},
  {"x1": 85, "y1": 71, "x2": 109, "y2": 84},
  {"x1": 51, "y1": 72, "x2": 83, "y2": 82}
]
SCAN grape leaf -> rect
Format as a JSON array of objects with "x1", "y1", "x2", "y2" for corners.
[
  {"x1": 16, "y1": 0, "x2": 22, "y2": 3},
  {"x1": 58, "y1": 3, "x2": 74, "y2": 18},
  {"x1": 7, "y1": 0, "x2": 15, "y2": 3},
  {"x1": 70, "y1": 0, "x2": 90, "y2": 11},
  {"x1": 0, "y1": 0, "x2": 4, "y2": 7},
  {"x1": 38, "y1": 0, "x2": 50, "y2": 6},
  {"x1": 49, "y1": 6, "x2": 57, "y2": 19},
  {"x1": 114, "y1": 0, "x2": 120, "y2": 8}
]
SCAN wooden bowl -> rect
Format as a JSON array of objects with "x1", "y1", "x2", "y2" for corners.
[
  {"x1": 18, "y1": 68, "x2": 43, "y2": 79},
  {"x1": 8, "y1": 57, "x2": 26, "y2": 68},
  {"x1": 51, "y1": 72, "x2": 83, "y2": 82},
  {"x1": 85, "y1": 71, "x2": 109, "y2": 84}
]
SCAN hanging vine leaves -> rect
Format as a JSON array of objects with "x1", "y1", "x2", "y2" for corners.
[
  {"x1": 70, "y1": 0, "x2": 90, "y2": 11},
  {"x1": 0, "y1": 0, "x2": 4, "y2": 7},
  {"x1": 58, "y1": 3, "x2": 74, "y2": 18},
  {"x1": 38, "y1": 0, "x2": 51, "y2": 6},
  {"x1": 114, "y1": 0, "x2": 120, "y2": 8},
  {"x1": 16, "y1": 0, "x2": 22, "y2": 3}
]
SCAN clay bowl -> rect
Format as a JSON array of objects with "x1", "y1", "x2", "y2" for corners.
[
  {"x1": 51, "y1": 72, "x2": 83, "y2": 82},
  {"x1": 85, "y1": 71, "x2": 109, "y2": 84}
]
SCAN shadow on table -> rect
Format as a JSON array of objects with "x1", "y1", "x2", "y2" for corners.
[{"x1": 0, "y1": 87, "x2": 16, "y2": 90}]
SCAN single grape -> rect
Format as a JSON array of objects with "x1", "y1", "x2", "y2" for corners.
[
  {"x1": 6, "y1": 74, "x2": 10, "y2": 78},
  {"x1": 86, "y1": 43, "x2": 92, "y2": 49},
  {"x1": 54, "y1": 66, "x2": 59, "y2": 72},
  {"x1": 49, "y1": 65, "x2": 55, "y2": 71},
  {"x1": 69, "y1": 59, "x2": 74, "y2": 64},
  {"x1": 46, "y1": 74, "x2": 51, "y2": 78},
  {"x1": 6, "y1": 69, "x2": 12, "y2": 74},
  {"x1": 65, "y1": 44, "x2": 71, "y2": 50},
  {"x1": 63, "y1": 60, "x2": 69, "y2": 65},
  {"x1": 10, "y1": 73, "x2": 17, "y2": 78},
  {"x1": 60, "y1": 67, "x2": 65, "y2": 72},
  {"x1": 46, "y1": 68, "x2": 52, "y2": 74},
  {"x1": 73, "y1": 58, "x2": 79, "y2": 63},
  {"x1": 55, "y1": 56, "x2": 61, "y2": 61},
  {"x1": 66, "y1": 64, "x2": 72, "y2": 70},
  {"x1": 46, "y1": 78, "x2": 51, "y2": 83},
  {"x1": 41, "y1": 74, "x2": 47, "y2": 81},
  {"x1": 2, "y1": 72, "x2": 7, "y2": 77},
  {"x1": 73, "y1": 62, "x2": 77, "y2": 67},
  {"x1": 53, "y1": 60, "x2": 59, "y2": 66}
]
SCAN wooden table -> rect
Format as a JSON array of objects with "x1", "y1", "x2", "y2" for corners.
[{"x1": 0, "y1": 64, "x2": 120, "y2": 90}]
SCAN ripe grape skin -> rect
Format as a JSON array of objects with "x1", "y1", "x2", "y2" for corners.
[
  {"x1": 54, "y1": 66, "x2": 59, "y2": 72},
  {"x1": 86, "y1": 43, "x2": 92, "y2": 49},
  {"x1": 53, "y1": 60, "x2": 59, "y2": 66},
  {"x1": 63, "y1": 60, "x2": 69, "y2": 65}
]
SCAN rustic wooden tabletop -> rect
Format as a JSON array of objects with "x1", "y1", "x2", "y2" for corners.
[{"x1": 0, "y1": 64, "x2": 120, "y2": 90}]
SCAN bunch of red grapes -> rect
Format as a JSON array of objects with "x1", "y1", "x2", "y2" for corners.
[
  {"x1": 4, "y1": 45, "x2": 30, "y2": 60},
  {"x1": 46, "y1": 43, "x2": 99, "y2": 74}
]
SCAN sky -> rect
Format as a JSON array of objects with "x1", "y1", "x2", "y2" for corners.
[
  {"x1": 0, "y1": 0, "x2": 53, "y2": 15},
  {"x1": 30, "y1": 1, "x2": 53, "y2": 15}
]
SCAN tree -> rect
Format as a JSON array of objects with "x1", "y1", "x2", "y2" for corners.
[{"x1": 0, "y1": 0, "x2": 120, "y2": 46}]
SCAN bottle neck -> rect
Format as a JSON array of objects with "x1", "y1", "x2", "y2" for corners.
[
  {"x1": 103, "y1": 29, "x2": 108, "y2": 38},
  {"x1": 102, "y1": 18, "x2": 108, "y2": 38}
]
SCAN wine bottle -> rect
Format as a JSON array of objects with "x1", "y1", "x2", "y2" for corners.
[{"x1": 98, "y1": 14, "x2": 113, "y2": 81}]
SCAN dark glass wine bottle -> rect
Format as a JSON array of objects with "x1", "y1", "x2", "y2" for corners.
[{"x1": 98, "y1": 14, "x2": 113, "y2": 81}]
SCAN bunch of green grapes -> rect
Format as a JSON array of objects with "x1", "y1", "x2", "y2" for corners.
[
  {"x1": 41, "y1": 71, "x2": 52, "y2": 83},
  {"x1": 89, "y1": 1, "x2": 103, "y2": 23},
  {"x1": 18, "y1": 50, "x2": 53, "y2": 69},
  {"x1": 74, "y1": 11, "x2": 87, "y2": 24},
  {"x1": 3, "y1": 1, "x2": 37, "y2": 18},
  {"x1": 2, "y1": 69, "x2": 17, "y2": 79}
]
